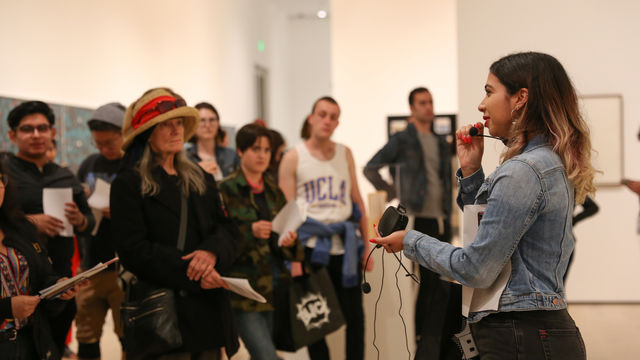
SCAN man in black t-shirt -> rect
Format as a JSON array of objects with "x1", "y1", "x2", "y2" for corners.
[{"x1": 74, "y1": 102, "x2": 126, "y2": 359}]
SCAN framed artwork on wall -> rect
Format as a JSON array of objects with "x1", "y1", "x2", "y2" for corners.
[
  {"x1": 0, "y1": 96, "x2": 94, "y2": 172},
  {"x1": 387, "y1": 113, "x2": 457, "y2": 154}
]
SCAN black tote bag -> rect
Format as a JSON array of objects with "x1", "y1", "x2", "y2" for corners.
[{"x1": 274, "y1": 268, "x2": 346, "y2": 351}]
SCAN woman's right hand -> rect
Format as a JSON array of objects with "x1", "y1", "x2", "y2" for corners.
[
  {"x1": 11, "y1": 295, "x2": 40, "y2": 320},
  {"x1": 252, "y1": 220, "x2": 272, "y2": 239},
  {"x1": 456, "y1": 122, "x2": 485, "y2": 177}
]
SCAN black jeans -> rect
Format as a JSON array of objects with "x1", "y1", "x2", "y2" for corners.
[
  {"x1": 306, "y1": 249, "x2": 364, "y2": 360},
  {"x1": 413, "y1": 217, "x2": 462, "y2": 360},
  {"x1": 470, "y1": 309, "x2": 586, "y2": 360}
]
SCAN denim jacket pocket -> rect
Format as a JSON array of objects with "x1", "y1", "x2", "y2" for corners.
[{"x1": 539, "y1": 328, "x2": 586, "y2": 360}]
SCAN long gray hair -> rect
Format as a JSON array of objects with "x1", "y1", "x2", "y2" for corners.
[{"x1": 137, "y1": 142, "x2": 206, "y2": 197}]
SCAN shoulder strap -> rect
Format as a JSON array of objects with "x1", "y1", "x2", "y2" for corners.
[{"x1": 177, "y1": 192, "x2": 188, "y2": 251}]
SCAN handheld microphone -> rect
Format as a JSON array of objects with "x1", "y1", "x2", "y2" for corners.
[{"x1": 468, "y1": 126, "x2": 508, "y2": 145}]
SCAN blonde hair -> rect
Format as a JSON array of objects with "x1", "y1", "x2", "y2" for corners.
[
  {"x1": 137, "y1": 143, "x2": 206, "y2": 197},
  {"x1": 492, "y1": 52, "x2": 596, "y2": 204}
]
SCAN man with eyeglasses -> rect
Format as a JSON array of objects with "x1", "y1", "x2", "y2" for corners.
[
  {"x1": 3, "y1": 100, "x2": 95, "y2": 354},
  {"x1": 74, "y1": 102, "x2": 126, "y2": 360}
]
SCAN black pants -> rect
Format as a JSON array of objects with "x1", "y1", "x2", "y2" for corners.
[
  {"x1": 413, "y1": 217, "x2": 462, "y2": 360},
  {"x1": 470, "y1": 309, "x2": 586, "y2": 359},
  {"x1": 306, "y1": 249, "x2": 364, "y2": 360},
  {"x1": 45, "y1": 236, "x2": 77, "y2": 354},
  {"x1": 50, "y1": 300, "x2": 77, "y2": 354}
]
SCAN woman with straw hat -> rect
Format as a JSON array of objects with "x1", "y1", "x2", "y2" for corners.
[{"x1": 111, "y1": 87, "x2": 239, "y2": 359}]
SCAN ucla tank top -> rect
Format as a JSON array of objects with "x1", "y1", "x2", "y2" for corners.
[{"x1": 295, "y1": 142, "x2": 352, "y2": 253}]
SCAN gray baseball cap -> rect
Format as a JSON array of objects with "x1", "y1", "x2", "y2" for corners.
[{"x1": 88, "y1": 102, "x2": 125, "y2": 129}]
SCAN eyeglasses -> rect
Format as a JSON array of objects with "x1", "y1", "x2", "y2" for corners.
[
  {"x1": 17, "y1": 124, "x2": 51, "y2": 134},
  {"x1": 91, "y1": 139, "x2": 120, "y2": 150},
  {"x1": 199, "y1": 117, "x2": 219, "y2": 126},
  {"x1": 135, "y1": 99, "x2": 186, "y2": 123}
]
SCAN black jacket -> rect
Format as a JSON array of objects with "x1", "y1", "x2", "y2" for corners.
[
  {"x1": 3, "y1": 155, "x2": 95, "y2": 277},
  {"x1": 110, "y1": 166, "x2": 239, "y2": 355},
  {"x1": 0, "y1": 219, "x2": 64, "y2": 360},
  {"x1": 75, "y1": 153, "x2": 121, "y2": 269},
  {"x1": 363, "y1": 123, "x2": 453, "y2": 215}
]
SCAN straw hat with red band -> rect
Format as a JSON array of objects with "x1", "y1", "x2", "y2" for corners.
[{"x1": 121, "y1": 87, "x2": 199, "y2": 150}]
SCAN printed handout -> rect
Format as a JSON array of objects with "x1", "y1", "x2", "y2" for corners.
[{"x1": 43, "y1": 188, "x2": 73, "y2": 237}]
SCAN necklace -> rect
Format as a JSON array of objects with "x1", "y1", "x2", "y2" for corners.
[{"x1": 246, "y1": 176, "x2": 264, "y2": 193}]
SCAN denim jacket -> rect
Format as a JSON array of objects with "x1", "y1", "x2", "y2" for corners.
[
  {"x1": 186, "y1": 143, "x2": 240, "y2": 178},
  {"x1": 403, "y1": 135, "x2": 573, "y2": 323},
  {"x1": 363, "y1": 123, "x2": 452, "y2": 215}
]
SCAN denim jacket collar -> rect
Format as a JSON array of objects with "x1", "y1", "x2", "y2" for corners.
[{"x1": 522, "y1": 134, "x2": 549, "y2": 153}]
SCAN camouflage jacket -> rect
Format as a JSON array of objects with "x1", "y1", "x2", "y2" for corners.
[{"x1": 218, "y1": 170, "x2": 303, "y2": 312}]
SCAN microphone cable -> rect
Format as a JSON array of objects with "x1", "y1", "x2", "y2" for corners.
[
  {"x1": 363, "y1": 220, "x2": 417, "y2": 359},
  {"x1": 372, "y1": 249, "x2": 385, "y2": 360},
  {"x1": 367, "y1": 244, "x2": 414, "y2": 360},
  {"x1": 394, "y1": 251, "x2": 411, "y2": 360}
]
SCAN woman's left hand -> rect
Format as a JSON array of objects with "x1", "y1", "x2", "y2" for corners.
[
  {"x1": 65, "y1": 202, "x2": 86, "y2": 229},
  {"x1": 181, "y1": 250, "x2": 217, "y2": 281},
  {"x1": 200, "y1": 268, "x2": 229, "y2": 290},
  {"x1": 370, "y1": 230, "x2": 407, "y2": 253},
  {"x1": 56, "y1": 277, "x2": 89, "y2": 300},
  {"x1": 280, "y1": 231, "x2": 297, "y2": 247}
]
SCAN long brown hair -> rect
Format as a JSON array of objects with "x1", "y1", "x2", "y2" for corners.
[
  {"x1": 491, "y1": 52, "x2": 595, "y2": 203},
  {"x1": 0, "y1": 160, "x2": 26, "y2": 230}
]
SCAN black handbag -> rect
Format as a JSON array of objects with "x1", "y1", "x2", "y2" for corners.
[
  {"x1": 120, "y1": 194, "x2": 188, "y2": 359},
  {"x1": 274, "y1": 267, "x2": 346, "y2": 351},
  {"x1": 121, "y1": 286, "x2": 182, "y2": 359}
]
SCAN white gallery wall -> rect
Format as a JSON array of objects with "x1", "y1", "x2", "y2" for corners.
[
  {"x1": 0, "y1": 0, "x2": 293, "y2": 133},
  {"x1": 279, "y1": 15, "x2": 332, "y2": 148},
  {"x1": 457, "y1": 0, "x2": 640, "y2": 302}
]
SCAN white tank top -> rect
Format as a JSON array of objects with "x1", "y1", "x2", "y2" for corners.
[{"x1": 296, "y1": 142, "x2": 352, "y2": 253}]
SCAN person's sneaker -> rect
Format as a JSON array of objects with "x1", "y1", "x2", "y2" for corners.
[{"x1": 63, "y1": 346, "x2": 78, "y2": 359}]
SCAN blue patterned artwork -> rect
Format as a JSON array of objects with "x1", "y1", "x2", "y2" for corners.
[{"x1": 0, "y1": 96, "x2": 95, "y2": 172}]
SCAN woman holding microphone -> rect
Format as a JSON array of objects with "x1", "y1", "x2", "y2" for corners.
[{"x1": 373, "y1": 52, "x2": 593, "y2": 359}]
